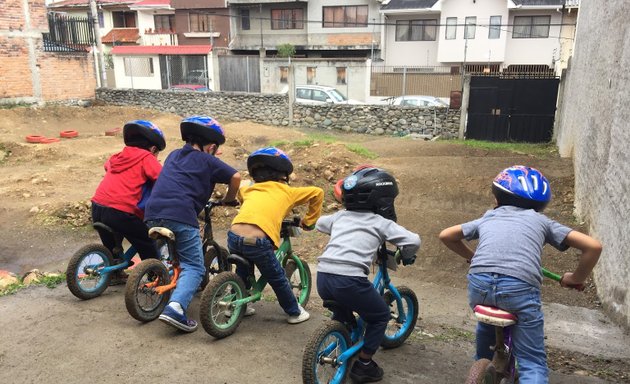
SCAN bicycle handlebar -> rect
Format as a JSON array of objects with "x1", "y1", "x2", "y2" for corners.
[
  {"x1": 208, "y1": 199, "x2": 239, "y2": 208},
  {"x1": 541, "y1": 267, "x2": 585, "y2": 291}
]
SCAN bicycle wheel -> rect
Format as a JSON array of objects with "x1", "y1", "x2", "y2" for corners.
[
  {"x1": 201, "y1": 244, "x2": 230, "y2": 290},
  {"x1": 284, "y1": 257, "x2": 312, "y2": 307},
  {"x1": 199, "y1": 272, "x2": 247, "y2": 339},
  {"x1": 302, "y1": 321, "x2": 352, "y2": 384},
  {"x1": 466, "y1": 359, "x2": 494, "y2": 384},
  {"x1": 66, "y1": 244, "x2": 113, "y2": 300},
  {"x1": 124, "y1": 259, "x2": 171, "y2": 322},
  {"x1": 381, "y1": 286, "x2": 419, "y2": 348}
]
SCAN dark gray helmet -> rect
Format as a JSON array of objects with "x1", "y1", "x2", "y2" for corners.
[{"x1": 341, "y1": 167, "x2": 399, "y2": 221}]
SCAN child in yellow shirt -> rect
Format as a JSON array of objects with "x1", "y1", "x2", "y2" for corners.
[{"x1": 228, "y1": 147, "x2": 323, "y2": 324}]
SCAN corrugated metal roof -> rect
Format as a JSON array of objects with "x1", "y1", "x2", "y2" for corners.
[
  {"x1": 102, "y1": 28, "x2": 140, "y2": 43},
  {"x1": 512, "y1": 0, "x2": 565, "y2": 6},
  {"x1": 381, "y1": 0, "x2": 439, "y2": 11},
  {"x1": 111, "y1": 45, "x2": 212, "y2": 55}
]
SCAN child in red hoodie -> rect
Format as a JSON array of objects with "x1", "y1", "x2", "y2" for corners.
[{"x1": 91, "y1": 120, "x2": 166, "y2": 277}]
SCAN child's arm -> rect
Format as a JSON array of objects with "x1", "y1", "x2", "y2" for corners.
[
  {"x1": 222, "y1": 172, "x2": 242, "y2": 203},
  {"x1": 291, "y1": 187, "x2": 324, "y2": 229},
  {"x1": 439, "y1": 225, "x2": 475, "y2": 263},
  {"x1": 559, "y1": 230, "x2": 602, "y2": 287}
]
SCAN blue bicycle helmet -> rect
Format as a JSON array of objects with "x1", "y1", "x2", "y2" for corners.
[
  {"x1": 123, "y1": 120, "x2": 166, "y2": 151},
  {"x1": 180, "y1": 116, "x2": 225, "y2": 145},
  {"x1": 247, "y1": 147, "x2": 293, "y2": 181},
  {"x1": 492, "y1": 165, "x2": 551, "y2": 212}
]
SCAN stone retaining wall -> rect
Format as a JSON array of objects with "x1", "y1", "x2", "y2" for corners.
[{"x1": 96, "y1": 88, "x2": 460, "y2": 138}]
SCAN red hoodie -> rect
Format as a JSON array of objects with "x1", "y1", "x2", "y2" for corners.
[{"x1": 92, "y1": 146, "x2": 162, "y2": 219}]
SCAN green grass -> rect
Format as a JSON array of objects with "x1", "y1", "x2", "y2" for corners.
[
  {"x1": 268, "y1": 140, "x2": 289, "y2": 147},
  {"x1": 0, "y1": 273, "x2": 66, "y2": 296},
  {"x1": 448, "y1": 139, "x2": 558, "y2": 158},
  {"x1": 345, "y1": 144, "x2": 378, "y2": 159},
  {"x1": 306, "y1": 133, "x2": 338, "y2": 144},
  {"x1": 293, "y1": 139, "x2": 315, "y2": 147}
]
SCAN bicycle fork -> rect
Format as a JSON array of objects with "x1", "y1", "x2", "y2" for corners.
[{"x1": 490, "y1": 326, "x2": 516, "y2": 381}]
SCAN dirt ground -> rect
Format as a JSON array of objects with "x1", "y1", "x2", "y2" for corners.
[{"x1": 0, "y1": 105, "x2": 629, "y2": 383}]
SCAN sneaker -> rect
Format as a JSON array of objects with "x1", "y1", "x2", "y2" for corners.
[
  {"x1": 158, "y1": 305, "x2": 198, "y2": 333},
  {"x1": 225, "y1": 306, "x2": 256, "y2": 317},
  {"x1": 287, "y1": 305, "x2": 310, "y2": 324},
  {"x1": 349, "y1": 359, "x2": 384, "y2": 383}
]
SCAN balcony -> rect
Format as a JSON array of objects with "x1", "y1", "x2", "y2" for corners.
[{"x1": 141, "y1": 30, "x2": 178, "y2": 46}]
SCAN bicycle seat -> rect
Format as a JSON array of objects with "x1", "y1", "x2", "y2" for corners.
[
  {"x1": 93, "y1": 222, "x2": 114, "y2": 233},
  {"x1": 473, "y1": 305, "x2": 517, "y2": 327},
  {"x1": 227, "y1": 254, "x2": 253, "y2": 272},
  {"x1": 148, "y1": 227, "x2": 175, "y2": 241}
]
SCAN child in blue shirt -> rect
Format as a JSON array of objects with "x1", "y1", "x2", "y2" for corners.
[
  {"x1": 144, "y1": 116, "x2": 241, "y2": 333},
  {"x1": 439, "y1": 165, "x2": 601, "y2": 384},
  {"x1": 316, "y1": 167, "x2": 421, "y2": 383}
]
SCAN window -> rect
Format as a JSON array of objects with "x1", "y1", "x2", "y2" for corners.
[
  {"x1": 395, "y1": 19, "x2": 437, "y2": 41},
  {"x1": 124, "y1": 57, "x2": 153, "y2": 77},
  {"x1": 271, "y1": 8, "x2": 304, "y2": 30},
  {"x1": 112, "y1": 11, "x2": 136, "y2": 28},
  {"x1": 190, "y1": 12, "x2": 213, "y2": 32},
  {"x1": 445, "y1": 17, "x2": 457, "y2": 40},
  {"x1": 323, "y1": 6, "x2": 368, "y2": 28},
  {"x1": 489, "y1": 16, "x2": 501, "y2": 39},
  {"x1": 336, "y1": 67, "x2": 346, "y2": 85},
  {"x1": 240, "y1": 9, "x2": 250, "y2": 30},
  {"x1": 154, "y1": 15, "x2": 174, "y2": 33},
  {"x1": 464, "y1": 16, "x2": 476, "y2": 39},
  {"x1": 307, "y1": 67, "x2": 316, "y2": 84},
  {"x1": 513, "y1": 15, "x2": 551, "y2": 38},
  {"x1": 312, "y1": 90, "x2": 328, "y2": 102},
  {"x1": 279, "y1": 66, "x2": 288, "y2": 83}
]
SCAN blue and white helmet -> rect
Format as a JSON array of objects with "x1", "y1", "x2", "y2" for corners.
[
  {"x1": 492, "y1": 165, "x2": 551, "y2": 211},
  {"x1": 180, "y1": 115, "x2": 225, "y2": 145},
  {"x1": 123, "y1": 120, "x2": 166, "y2": 151},
  {"x1": 247, "y1": 147, "x2": 293, "y2": 175}
]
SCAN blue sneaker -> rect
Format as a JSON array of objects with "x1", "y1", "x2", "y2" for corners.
[{"x1": 159, "y1": 305, "x2": 198, "y2": 333}]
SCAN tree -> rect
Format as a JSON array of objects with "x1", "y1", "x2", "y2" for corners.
[{"x1": 277, "y1": 43, "x2": 296, "y2": 58}]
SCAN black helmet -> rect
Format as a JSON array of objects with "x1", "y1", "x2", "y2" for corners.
[
  {"x1": 123, "y1": 120, "x2": 166, "y2": 151},
  {"x1": 247, "y1": 147, "x2": 294, "y2": 181},
  {"x1": 342, "y1": 167, "x2": 399, "y2": 221},
  {"x1": 180, "y1": 116, "x2": 225, "y2": 145}
]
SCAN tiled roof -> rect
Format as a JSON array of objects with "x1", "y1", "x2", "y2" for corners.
[
  {"x1": 381, "y1": 0, "x2": 439, "y2": 11},
  {"x1": 102, "y1": 29, "x2": 140, "y2": 44},
  {"x1": 48, "y1": 0, "x2": 138, "y2": 7},
  {"x1": 111, "y1": 45, "x2": 212, "y2": 55}
]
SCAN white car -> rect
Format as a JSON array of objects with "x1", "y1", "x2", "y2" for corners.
[
  {"x1": 294, "y1": 85, "x2": 364, "y2": 105},
  {"x1": 383, "y1": 95, "x2": 449, "y2": 107}
]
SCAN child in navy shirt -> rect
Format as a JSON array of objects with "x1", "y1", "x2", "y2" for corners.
[{"x1": 145, "y1": 116, "x2": 241, "y2": 333}]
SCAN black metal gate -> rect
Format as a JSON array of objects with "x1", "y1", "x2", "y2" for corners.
[
  {"x1": 466, "y1": 76, "x2": 559, "y2": 142},
  {"x1": 218, "y1": 55, "x2": 260, "y2": 92}
]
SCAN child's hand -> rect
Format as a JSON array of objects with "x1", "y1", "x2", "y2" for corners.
[
  {"x1": 300, "y1": 220, "x2": 315, "y2": 231},
  {"x1": 559, "y1": 272, "x2": 585, "y2": 291}
]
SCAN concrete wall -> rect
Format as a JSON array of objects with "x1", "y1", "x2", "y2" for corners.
[
  {"x1": 0, "y1": 0, "x2": 96, "y2": 104},
  {"x1": 95, "y1": 88, "x2": 460, "y2": 138},
  {"x1": 555, "y1": 1, "x2": 630, "y2": 329}
]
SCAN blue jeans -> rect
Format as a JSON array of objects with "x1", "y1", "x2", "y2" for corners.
[
  {"x1": 468, "y1": 273, "x2": 547, "y2": 384},
  {"x1": 317, "y1": 272, "x2": 390, "y2": 356},
  {"x1": 227, "y1": 231, "x2": 300, "y2": 316},
  {"x1": 146, "y1": 219, "x2": 204, "y2": 311}
]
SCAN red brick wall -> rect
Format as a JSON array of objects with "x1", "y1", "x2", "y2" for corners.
[{"x1": 1, "y1": 0, "x2": 96, "y2": 102}]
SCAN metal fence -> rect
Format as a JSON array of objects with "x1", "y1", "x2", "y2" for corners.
[
  {"x1": 370, "y1": 65, "x2": 462, "y2": 98},
  {"x1": 43, "y1": 13, "x2": 95, "y2": 52}
]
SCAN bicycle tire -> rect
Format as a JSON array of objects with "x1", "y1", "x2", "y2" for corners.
[
  {"x1": 199, "y1": 271, "x2": 247, "y2": 339},
  {"x1": 302, "y1": 321, "x2": 352, "y2": 384},
  {"x1": 66, "y1": 244, "x2": 113, "y2": 300},
  {"x1": 284, "y1": 257, "x2": 312, "y2": 307},
  {"x1": 466, "y1": 359, "x2": 494, "y2": 384},
  {"x1": 124, "y1": 259, "x2": 171, "y2": 322},
  {"x1": 201, "y1": 244, "x2": 230, "y2": 290},
  {"x1": 381, "y1": 286, "x2": 419, "y2": 348}
]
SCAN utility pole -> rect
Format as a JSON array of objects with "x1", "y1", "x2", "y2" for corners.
[{"x1": 89, "y1": 0, "x2": 107, "y2": 87}]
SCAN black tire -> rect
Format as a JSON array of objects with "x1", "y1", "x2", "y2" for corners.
[
  {"x1": 466, "y1": 359, "x2": 494, "y2": 384},
  {"x1": 200, "y1": 244, "x2": 230, "y2": 290},
  {"x1": 284, "y1": 257, "x2": 312, "y2": 307},
  {"x1": 124, "y1": 259, "x2": 171, "y2": 322},
  {"x1": 66, "y1": 244, "x2": 114, "y2": 300},
  {"x1": 381, "y1": 286, "x2": 419, "y2": 348},
  {"x1": 302, "y1": 321, "x2": 352, "y2": 384},
  {"x1": 199, "y1": 272, "x2": 247, "y2": 339}
]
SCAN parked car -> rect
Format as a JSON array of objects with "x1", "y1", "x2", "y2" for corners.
[
  {"x1": 382, "y1": 95, "x2": 449, "y2": 107},
  {"x1": 185, "y1": 69, "x2": 209, "y2": 85},
  {"x1": 294, "y1": 85, "x2": 364, "y2": 105},
  {"x1": 168, "y1": 84, "x2": 211, "y2": 92}
]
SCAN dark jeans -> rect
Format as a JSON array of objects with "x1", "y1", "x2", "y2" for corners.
[
  {"x1": 227, "y1": 231, "x2": 300, "y2": 316},
  {"x1": 91, "y1": 202, "x2": 157, "y2": 260},
  {"x1": 317, "y1": 271, "x2": 390, "y2": 356}
]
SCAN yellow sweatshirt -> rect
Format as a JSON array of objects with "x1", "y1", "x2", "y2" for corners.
[{"x1": 232, "y1": 181, "x2": 324, "y2": 248}]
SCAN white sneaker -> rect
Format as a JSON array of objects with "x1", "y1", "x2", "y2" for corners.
[
  {"x1": 287, "y1": 305, "x2": 310, "y2": 324},
  {"x1": 225, "y1": 306, "x2": 256, "y2": 317}
]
